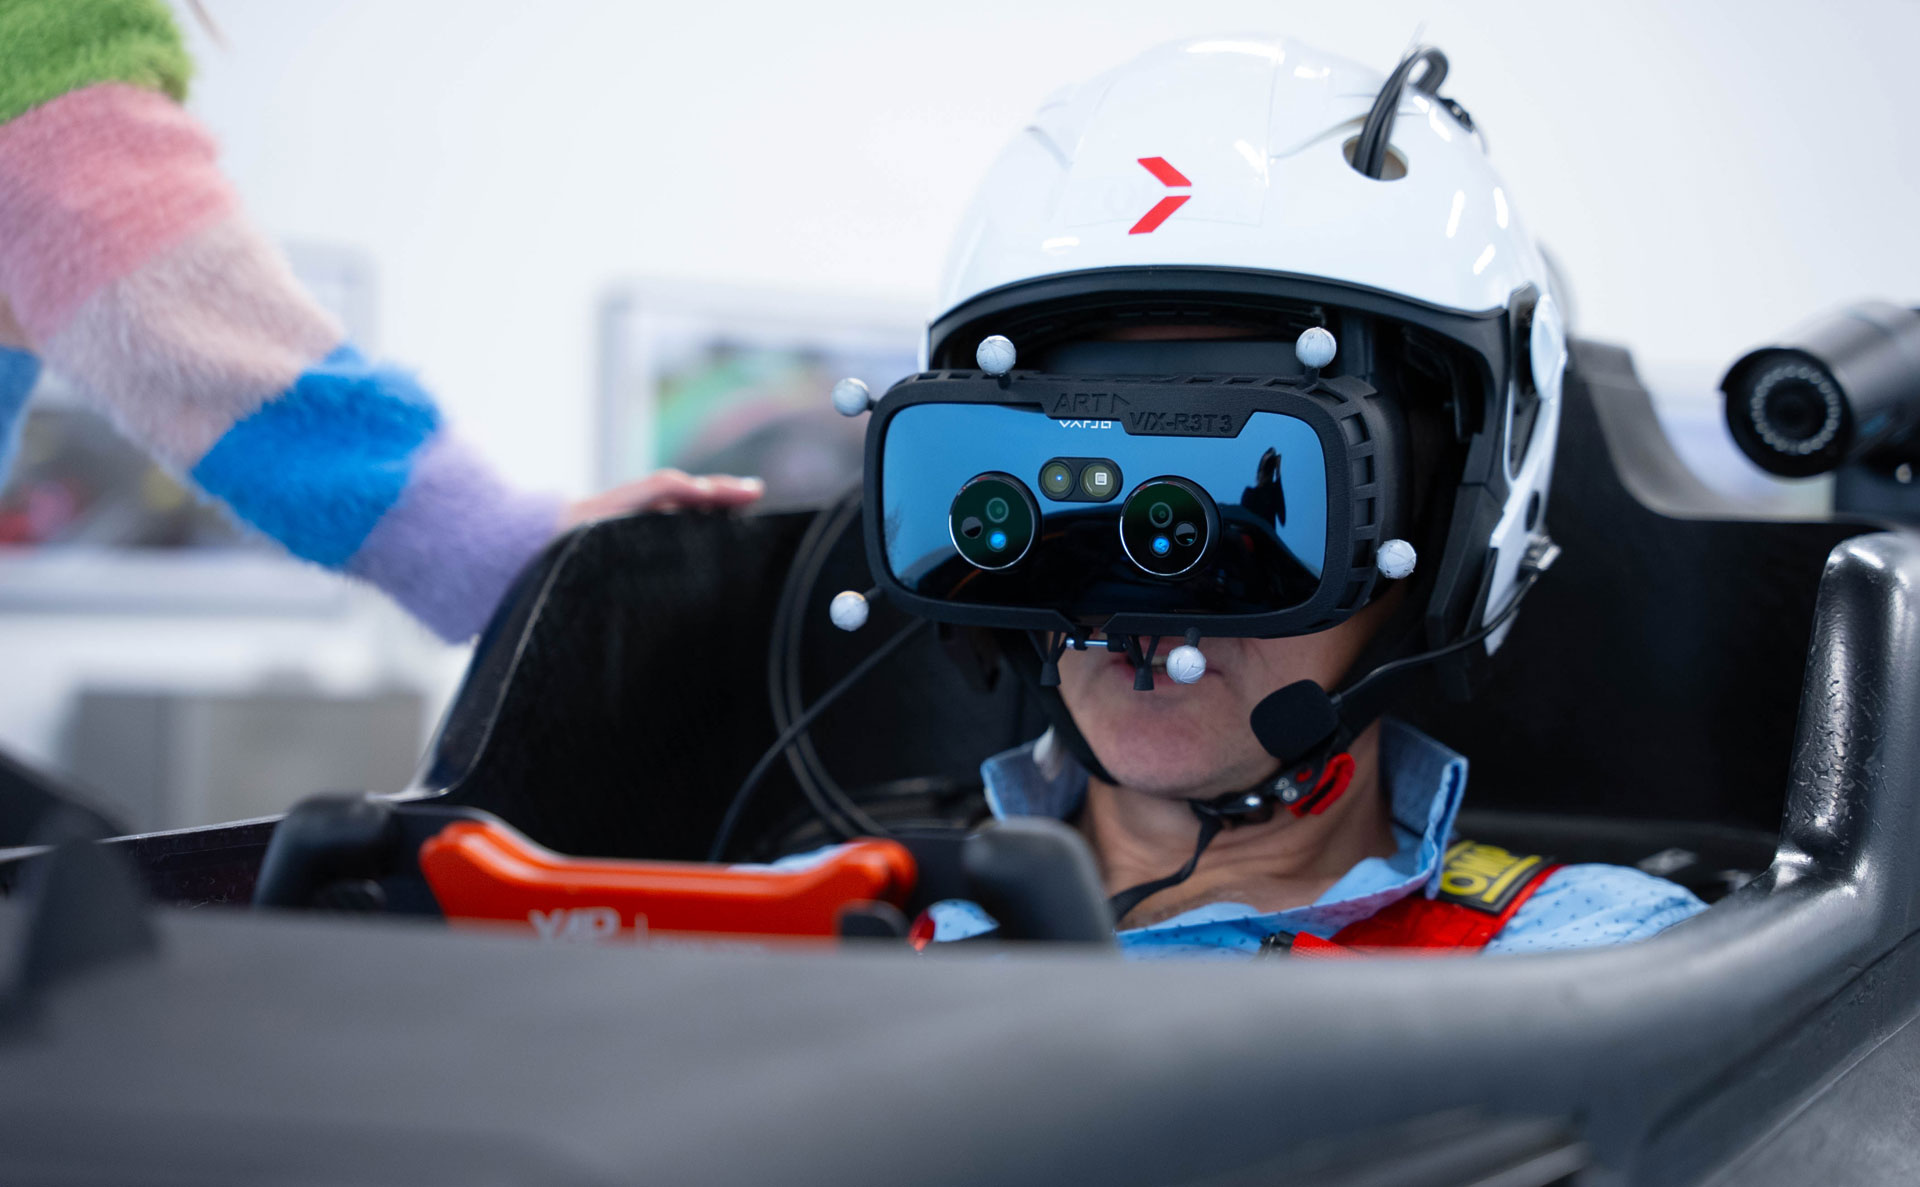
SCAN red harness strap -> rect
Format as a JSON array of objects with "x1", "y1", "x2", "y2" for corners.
[{"x1": 1289, "y1": 841, "x2": 1562, "y2": 957}]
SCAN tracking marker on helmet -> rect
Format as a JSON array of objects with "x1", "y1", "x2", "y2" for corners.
[
  {"x1": 830, "y1": 377, "x2": 873, "y2": 417},
  {"x1": 976, "y1": 335, "x2": 1016, "y2": 379},
  {"x1": 1295, "y1": 327, "x2": 1336, "y2": 381},
  {"x1": 1377, "y1": 539, "x2": 1417, "y2": 580},
  {"x1": 828, "y1": 589, "x2": 872, "y2": 632}
]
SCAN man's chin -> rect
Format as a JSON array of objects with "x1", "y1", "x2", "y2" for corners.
[
  {"x1": 1091, "y1": 752, "x2": 1230, "y2": 798},
  {"x1": 1078, "y1": 703, "x2": 1263, "y2": 797}
]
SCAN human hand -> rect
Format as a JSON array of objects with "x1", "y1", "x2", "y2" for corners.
[{"x1": 560, "y1": 470, "x2": 764, "y2": 530}]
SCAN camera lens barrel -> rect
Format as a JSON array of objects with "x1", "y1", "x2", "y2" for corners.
[
  {"x1": 1722, "y1": 302, "x2": 1920, "y2": 478},
  {"x1": 1120, "y1": 477, "x2": 1217, "y2": 577},
  {"x1": 949, "y1": 472, "x2": 1038, "y2": 570}
]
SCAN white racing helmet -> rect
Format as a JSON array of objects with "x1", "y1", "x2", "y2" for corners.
[{"x1": 923, "y1": 35, "x2": 1567, "y2": 686}]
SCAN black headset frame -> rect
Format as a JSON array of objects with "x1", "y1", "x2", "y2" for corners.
[{"x1": 861, "y1": 368, "x2": 1405, "y2": 640}]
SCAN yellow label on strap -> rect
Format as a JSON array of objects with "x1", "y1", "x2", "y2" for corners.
[{"x1": 1436, "y1": 841, "x2": 1550, "y2": 914}]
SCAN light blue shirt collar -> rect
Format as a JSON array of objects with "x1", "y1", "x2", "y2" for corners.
[{"x1": 978, "y1": 718, "x2": 1468, "y2": 947}]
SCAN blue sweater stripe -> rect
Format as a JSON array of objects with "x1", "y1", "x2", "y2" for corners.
[
  {"x1": 0, "y1": 345, "x2": 41, "y2": 483},
  {"x1": 191, "y1": 344, "x2": 440, "y2": 566}
]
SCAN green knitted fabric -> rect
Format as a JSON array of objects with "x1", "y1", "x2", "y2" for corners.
[{"x1": 0, "y1": 0, "x2": 192, "y2": 125}]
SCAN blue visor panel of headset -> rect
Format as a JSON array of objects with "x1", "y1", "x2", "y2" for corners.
[{"x1": 877, "y1": 401, "x2": 1328, "y2": 619}]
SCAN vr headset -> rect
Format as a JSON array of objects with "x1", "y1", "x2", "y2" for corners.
[{"x1": 860, "y1": 333, "x2": 1413, "y2": 647}]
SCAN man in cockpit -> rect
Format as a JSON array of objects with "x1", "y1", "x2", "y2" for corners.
[{"x1": 909, "y1": 36, "x2": 1704, "y2": 955}]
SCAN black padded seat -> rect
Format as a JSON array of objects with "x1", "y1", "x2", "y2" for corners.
[{"x1": 425, "y1": 506, "x2": 1043, "y2": 862}]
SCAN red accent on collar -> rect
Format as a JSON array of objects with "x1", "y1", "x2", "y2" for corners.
[
  {"x1": 1294, "y1": 859, "x2": 1564, "y2": 956},
  {"x1": 1286, "y1": 751, "x2": 1355, "y2": 818}
]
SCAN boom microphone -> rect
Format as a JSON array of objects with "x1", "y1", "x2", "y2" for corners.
[{"x1": 1249, "y1": 680, "x2": 1342, "y2": 768}]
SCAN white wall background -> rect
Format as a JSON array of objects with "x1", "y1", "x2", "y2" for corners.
[{"x1": 180, "y1": 0, "x2": 1920, "y2": 498}]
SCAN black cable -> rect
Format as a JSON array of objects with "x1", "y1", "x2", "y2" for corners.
[
  {"x1": 1108, "y1": 813, "x2": 1223, "y2": 924},
  {"x1": 771, "y1": 489, "x2": 891, "y2": 839},
  {"x1": 765, "y1": 490, "x2": 866, "y2": 840},
  {"x1": 710, "y1": 618, "x2": 928, "y2": 862},
  {"x1": 785, "y1": 521, "x2": 888, "y2": 837},
  {"x1": 1351, "y1": 46, "x2": 1450, "y2": 179},
  {"x1": 1408, "y1": 46, "x2": 1449, "y2": 94},
  {"x1": 1335, "y1": 567, "x2": 1541, "y2": 713}
]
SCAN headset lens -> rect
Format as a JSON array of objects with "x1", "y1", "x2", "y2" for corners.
[
  {"x1": 949, "y1": 473, "x2": 1037, "y2": 570},
  {"x1": 1121, "y1": 478, "x2": 1215, "y2": 577}
]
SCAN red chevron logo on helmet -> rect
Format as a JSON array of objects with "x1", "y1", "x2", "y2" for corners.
[{"x1": 1129, "y1": 156, "x2": 1191, "y2": 234}]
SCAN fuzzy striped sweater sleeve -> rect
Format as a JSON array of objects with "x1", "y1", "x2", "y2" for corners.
[{"x1": 0, "y1": 0, "x2": 564, "y2": 640}]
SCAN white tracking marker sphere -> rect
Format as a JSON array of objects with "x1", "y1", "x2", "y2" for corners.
[
  {"x1": 830, "y1": 377, "x2": 872, "y2": 417},
  {"x1": 976, "y1": 335, "x2": 1017, "y2": 376},
  {"x1": 1295, "y1": 327, "x2": 1337, "y2": 370},
  {"x1": 828, "y1": 590, "x2": 870, "y2": 632},
  {"x1": 1377, "y1": 538, "x2": 1418, "y2": 580},
  {"x1": 1165, "y1": 644, "x2": 1207, "y2": 684}
]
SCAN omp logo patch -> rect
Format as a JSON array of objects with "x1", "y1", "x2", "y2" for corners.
[{"x1": 1436, "y1": 841, "x2": 1552, "y2": 915}]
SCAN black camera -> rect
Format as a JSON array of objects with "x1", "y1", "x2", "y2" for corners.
[{"x1": 1721, "y1": 301, "x2": 1920, "y2": 479}]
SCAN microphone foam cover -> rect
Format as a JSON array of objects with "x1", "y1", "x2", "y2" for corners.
[{"x1": 1249, "y1": 681, "x2": 1340, "y2": 766}]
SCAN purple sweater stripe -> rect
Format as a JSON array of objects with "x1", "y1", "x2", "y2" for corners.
[{"x1": 345, "y1": 430, "x2": 564, "y2": 641}]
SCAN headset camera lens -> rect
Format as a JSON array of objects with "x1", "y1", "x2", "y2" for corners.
[
  {"x1": 949, "y1": 473, "x2": 1037, "y2": 571},
  {"x1": 1120, "y1": 477, "x2": 1215, "y2": 578},
  {"x1": 1079, "y1": 461, "x2": 1119, "y2": 499},
  {"x1": 1040, "y1": 461, "x2": 1075, "y2": 498}
]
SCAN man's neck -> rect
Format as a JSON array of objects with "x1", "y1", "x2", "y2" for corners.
[{"x1": 1081, "y1": 720, "x2": 1396, "y2": 928}]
